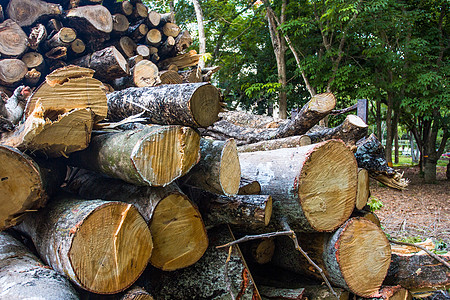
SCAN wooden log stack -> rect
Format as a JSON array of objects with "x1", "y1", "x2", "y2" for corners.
[{"x1": 0, "y1": 0, "x2": 446, "y2": 299}]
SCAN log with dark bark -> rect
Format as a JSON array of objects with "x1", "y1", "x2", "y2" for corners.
[
  {"x1": 181, "y1": 138, "x2": 241, "y2": 196},
  {"x1": 104, "y1": 0, "x2": 133, "y2": 16},
  {"x1": 355, "y1": 134, "x2": 409, "y2": 190},
  {"x1": 128, "y1": 22, "x2": 148, "y2": 41},
  {"x1": 179, "y1": 66, "x2": 202, "y2": 83},
  {"x1": 239, "y1": 140, "x2": 357, "y2": 232},
  {"x1": 107, "y1": 82, "x2": 222, "y2": 128},
  {"x1": 69, "y1": 125, "x2": 201, "y2": 186},
  {"x1": 182, "y1": 186, "x2": 272, "y2": 232},
  {"x1": 46, "y1": 27, "x2": 77, "y2": 48},
  {"x1": 205, "y1": 93, "x2": 336, "y2": 144},
  {"x1": 45, "y1": 46, "x2": 68, "y2": 60},
  {"x1": 0, "y1": 20, "x2": 28, "y2": 57},
  {"x1": 238, "y1": 177, "x2": 261, "y2": 195},
  {"x1": 139, "y1": 225, "x2": 259, "y2": 300},
  {"x1": 356, "y1": 168, "x2": 370, "y2": 210},
  {"x1": 306, "y1": 114, "x2": 368, "y2": 146},
  {"x1": 66, "y1": 4, "x2": 113, "y2": 36},
  {"x1": 65, "y1": 168, "x2": 209, "y2": 271},
  {"x1": 240, "y1": 238, "x2": 275, "y2": 265},
  {"x1": 27, "y1": 24, "x2": 47, "y2": 50},
  {"x1": 6, "y1": 0, "x2": 62, "y2": 27},
  {"x1": 0, "y1": 231, "x2": 79, "y2": 299},
  {"x1": 70, "y1": 46, "x2": 129, "y2": 82},
  {"x1": 23, "y1": 69, "x2": 41, "y2": 87},
  {"x1": 173, "y1": 30, "x2": 193, "y2": 53},
  {"x1": 117, "y1": 36, "x2": 137, "y2": 58},
  {"x1": 132, "y1": 2, "x2": 148, "y2": 19},
  {"x1": 15, "y1": 193, "x2": 153, "y2": 294},
  {"x1": 384, "y1": 249, "x2": 450, "y2": 292},
  {"x1": 258, "y1": 286, "x2": 304, "y2": 300},
  {"x1": 0, "y1": 146, "x2": 63, "y2": 230},
  {"x1": 0, "y1": 59, "x2": 27, "y2": 87},
  {"x1": 271, "y1": 217, "x2": 392, "y2": 297}
]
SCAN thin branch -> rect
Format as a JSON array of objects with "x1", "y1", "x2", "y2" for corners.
[
  {"x1": 389, "y1": 239, "x2": 450, "y2": 270},
  {"x1": 224, "y1": 245, "x2": 236, "y2": 300},
  {"x1": 329, "y1": 104, "x2": 357, "y2": 116},
  {"x1": 217, "y1": 231, "x2": 292, "y2": 248}
]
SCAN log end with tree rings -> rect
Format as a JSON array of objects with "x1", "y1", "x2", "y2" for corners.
[
  {"x1": 331, "y1": 217, "x2": 391, "y2": 297},
  {"x1": 0, "y1": 145, "x2": 45, "y2": 230},
  {"x1": 149, "y1": 192, "x2": 208, "y2": 271},
  {"x1": 69, "y1": 202, "x2": 153, "y2": 293},
  {"x1": 308, "y1": 92, "x2": 336, "y2": 113},
  {"x1": 219, "y1": 139, "x2": 241, "y2": 196},
  {"x1": 189, "y1": 84, "x2": 221, "y2": 127},
  {"x1": 131, "y1": 126, "x2": 201, "y2": 186},
  {"x1": 356, "y1": 168, "x2": 369, "y2": 210},
  {"x1": 298, "y1": 140, "x2": 357, "y2": 231},
  {"x1": 0, "y1": 59, "x2": 28, "y2": 86}
]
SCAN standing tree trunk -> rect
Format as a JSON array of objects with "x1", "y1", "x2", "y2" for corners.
[
  {"x1": 192, "y1": 0, "x2": 206, "y2": 69},
  {"x1": 385, "y1": 91, "x2": 394, "y2": 165}
]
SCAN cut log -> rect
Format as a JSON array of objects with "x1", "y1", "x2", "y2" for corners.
[
  {"x1": 46, "y1": 27, "x2": 77, "y2": 48},
  {"x1": 45, "y1": 46, "x2": 67, "y2": 60},
  {"x1": 26, "y1": 65, "x2": 108, "y2": 122},
  {"x1": 384, "y1": 248, "x2": 450, "y2": 291},
  {"x1": 112, "y1": 13, "x2": 130, "y2": 33},
  {"x1": 162, "y1": 22, "x2": 181, "y2": 37},
  {"x1": 69, "y1": 125, "x2": 200, "y2": 186},
  {"x1": 70, "y1": 46, "x2": 129, "y2": 82},
  {"x1": 128, "y1": 55, "x2": 144, "y2": 68},
  {"x1": 23, "y1": 68, "x2": 41, "y2": 86},
  {"x1": 159, "y1": 49, "x2": 201, "y2": 69},
  {"x1": 356, "y1": 168, "x2": 370, "y2": 210},
  {"x1": 0, "y1": 59, "x2": 28, "y2": 87},
  {"x1": 0, "y1": 20, "x2": 28, "y2": 57},
  {"x1": 238, "y1": 135, "x2": 312, "y2": 152},
  {"x1": 159, "y1": 70, "x2": 183, "y2": 84},
  {"x1": 139, "y1": 225, "x2": 259, "y2": 300},
  {"x1": 46, "y1": 18, "x2": 62, "y2": 36},
  {"x1": 271, "y1": 217, "x2": 392, "y2": 297},
  {"x1": 239, "y1": 140, "x2": 357, "y2": 232},
  {"x1": 27, "y1": 24, "x2": 47, "y2": 50},
  {"x1": 117, "y1": 36, "x2": 137, "y2": 58},
  {"x1": 238, "y1": 177, "x2": 261, "y2": 195},
  {"x1": 183, "y1": 186, "x2": 272, "y2": 231},
  {"x1": 182, "y1": 138, "x2": 241, "y2": 196},
  {"x1": 240, "y1": 238, "x2": 275, "y2": 265},
  {"x1": 66, "y1": 5, "x2": 113, "y2": 34},
  {"x1": 15, "y1": 194, "x2": 153, "y2": 294},
  {"x1": 120, "y1": 286, "x2": 154, "y2": 300},
  {"x1": 105, "y1": 0, "x2": 133, "y2": 16},
  {"x1": 174, "y1": 30, "x2": 193, "y2": 53},
  {"x1": 6, "y1": 0, "x2": 62, "y2": 27},
  {"x1": 205, "y1": 93, "x2": 336, "y2": 144},
  {"x1": 107, "y1": 82, "x2": 221, "y2": 128},
  {"x1": 128, "y1": 21, "x2": 148, "y2": 41},
  {"x1": 132, "y1": 59, "x2": 160, "y2": 87},
  {"x1": 1, "y1": 104, "x2": 95, "y2": 157},
  {"x1": 147, "y1": 11, "x2": 161, "y2": 27},
  {"x1": 219, "y1": 110, "x2": 282, "y2": 129},
  {"x1": 70, "y1": 38, "x2": 86, "y2": 54},
  {"x1": 159, "y1": 12, "x2": 175, "y2": 24},
  {"x1": 352, "y1": 210, "x2": 381, "y2": 227},
  {"x1": 179, "y1": 66, "x2": 202, "y2": 83},
  {"x1": 0, "y1": 231, "x2": 79, "y2": 299},
  {"x1": 132, "y1": 2, "x2": 148, "y2": 19},
  {"x1": 136, "y1": 44, "x2": 150, "y2": 58},
  {"x1": 306, "y1": 114, "x2": 368, "y2": 146},
  {"x1": 355, "y1": 134, "x2": 409, "y2": 190},
  {"x1": 159, "y1": 36, "x2": 175, "y2": 58},
  {"x1": 65, "y1": 169, "x2": 209, "y2": 271},
  {"x1": 21, "y1": 52, "x2": 45, "y2": 71},
  {"x1": 146, "y1": 28, "x2": 162, "y2": 45}
]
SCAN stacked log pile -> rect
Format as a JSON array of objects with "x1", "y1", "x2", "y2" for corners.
[{"x1": 0, "y1": 0, "x2": 448, "y2": 299}]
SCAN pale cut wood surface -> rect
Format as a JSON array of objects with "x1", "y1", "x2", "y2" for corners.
[
  {"x1": 356, "y1": 168, "x2": 370, "y2": 210},
  {"x1": 0, "y1": 20, "x2": 28, "y2": 57}
]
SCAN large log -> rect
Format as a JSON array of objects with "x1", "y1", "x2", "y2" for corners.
[
  {"x1": 159, "y1": 49, "x2": 202, "y2": 69},
  {"x1": 45, "y1": 27, "x2": 77, "y2": 48},
  {"x1": 0, "y1": 231, "x2": 79, "y2": 299},
  {"x1": 26, "y1": 65, "x2": 108, "y2": 123},
  {"x1": 0, "y1": 59, "x2": 27, "y2": 87},
  {"x1": 69, "y1": 125, "x2": 201, "y2": 186},
  {"x1": 239, "y1": 140, "x2": 357, "y2": 232},
  {"x1": 6, "y1": 0, "x2": 62, "y2": 27},
  {"x1": 70, "y1": 46, "x2": 129, "y2": 82},
  {"x1": 139, "y1": 225, "x2": 259, "y2": 300},
  {"x1": 238, "y1": 177, "x2": 261, "y2": 195},
  {"x1": 65, "y1": 169, "x2": 209, "y2": 271},
  {"x1": 107, "y1": 82, "x2": 222, "y2": 128},
  {"x1": 205, "y1": 93, "x2": 336, "y2": 144},
  {"x1": 272, "y1": 217, "x2": 392, "y2": 297},
  {"x1": 355, "y1": 134, "x2": 409, "y2": 190},
  {"x1": 182, "y1": 138, "x2": 241, "y2": 196},
  {"x1": 0, "y1": 146, "x2": 58, "y2": 230},
  {"x1": 66, "y1": 5, "x2": 113, "y2": 35},
  {"x1": 0, "y1": 20, "x2": 28, "y2": 57},
  {"x1": 15, "y1": 194, "x2": 153, "y2": 294}
]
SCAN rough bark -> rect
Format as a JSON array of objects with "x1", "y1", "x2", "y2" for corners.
[
  {"x1": 65, "y1": 169, "x2": 209, "y2": 271},
  {"x1": 45, "y1": 46, "x2": 68, "y2": 60},
  {"x1": 306, "y1": 114, "x2": 368, "y2": 146},
  {"x1": 219, "y1": 110, "x2": 283, "y2": 129},
  {"x1": 128, "y1": 22, "x2": 148, "y2": 42},
  {"x1": 355, "y1": 134, "x2": 409, "y2": 190},
  {"x1": 205, "y1": 93, "x2": 336, "y2": 144},
  {"x1": 6, "y1": 0, "x2": 62, "y2": 27},
  {"x1": 239, "y1": 140, "x2": 357, "y2": 232},
  {"x1": 272, "y1": 217, "x2": 392, "y2": 297},
  {"x1": 69, "y1": 125, "x2": 201, "y2": 187},
  {"x1": 179, "y1": 66, "x2": 202, "y2": 83},
  {"x1": 28, "y1": 24, "x2": 47, "y2": 50},
  {"x1": 356, "y1": 168, "x2": 370, "y2": 210},
  {"x1": 23, "y1": 69, "x2": 41, "y2": 87},
  {"x1": 0, "y1": 59, "x2": 27, "y2": 87},
  {"x1": 70, "y1": 46, "x2": 129, "y2": 82},
  {"x1": 238, "y1": 177, "x2": 261, "y2": 195},
  {"x1": 238, "y1": 135, "x2": 312, "y2": 152},
  {"x1": 106, "y1": 82, "x2": 221, "y2": 128},
  {"x1": 173, "y1": 30, "x2": 193, "y2": 54},
  {"x1": 139, "y1": 225, "x2": 259, "y2": 300},
  {"x1": 182, "y1": 138, "x2": 241, "y2": 196},
  {"x1": 15, "y1": 194, "x2": 153, "y2": 294},
  {"x1": 46, "y1": 27, "x2": 77, "y2": 48},
  {"x1": 0, "y1": 231, "x2": 79, "y2": 299},
  {"x1": 0, "y1": 20, "x2": 28, "y2": 57},
  {"x1": 182, "y1": 186, "x2": 272, "y2": 232},
  {"x1": 384, "y1": 251, "x2": 450, "y2": 291},
  {"x1": 104, "y1": 0, "x2": 133, "y2": 16},
  {"x1": 159, "y1": 36, "x2": 176, "y2": 58},
  {"x1": 258, "y1": 286, "x2": 304, "y2": 300}
]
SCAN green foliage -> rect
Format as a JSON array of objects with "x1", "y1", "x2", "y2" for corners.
[
  {"x1": 401, "y1": 236, "x2": 423, "y2": 244},
  {"x1": 367, "y1": 196, "x2": 384, "y2": 211}
]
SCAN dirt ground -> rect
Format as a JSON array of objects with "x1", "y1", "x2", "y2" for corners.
[{"x1": 371, "y1": 165, "x2": 450, "y2": 248}]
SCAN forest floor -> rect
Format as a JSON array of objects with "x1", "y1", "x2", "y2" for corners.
[{"x1": 372, "y1": 164, "x2": 450, "y2": 249}]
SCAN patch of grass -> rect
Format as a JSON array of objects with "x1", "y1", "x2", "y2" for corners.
[
  {"x1": 400, "y1": 236, "x2": 423, "y2": 243},
  {"x1": 391, "y1": 155, "x2": 449, "y2": 167}
]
